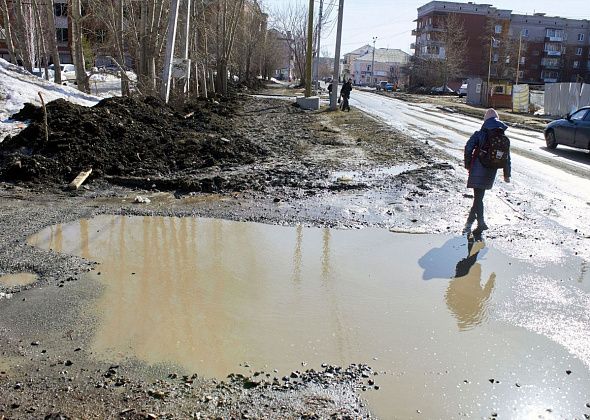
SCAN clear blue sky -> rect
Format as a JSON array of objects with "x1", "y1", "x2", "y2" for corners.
[{"x1": 262, "y1": 0, "x2": 590, "y2": 56}]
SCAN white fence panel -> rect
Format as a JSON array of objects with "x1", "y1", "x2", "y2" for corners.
[{"x1": 545, "y1": 83, "x2": 590, "y2": 116}]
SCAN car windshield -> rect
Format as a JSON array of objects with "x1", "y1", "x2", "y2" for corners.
[{"x1": 570, "y1": 109, "x2": 588, "y2": 121}]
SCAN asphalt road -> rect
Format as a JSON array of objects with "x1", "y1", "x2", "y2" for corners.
[{"x1": 351, "y1": 90, "x2": 590, "y2": 245}]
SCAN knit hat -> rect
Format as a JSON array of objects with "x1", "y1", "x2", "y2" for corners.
[{"x1": 484, "y1": 108, "x2": 499, "y2": 121}]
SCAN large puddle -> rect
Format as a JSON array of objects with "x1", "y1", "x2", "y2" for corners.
[{"x1": 28, "y1": 215, "x2": 590, "y2": 418}]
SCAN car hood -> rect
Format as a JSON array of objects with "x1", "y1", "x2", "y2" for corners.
[{"x1": 546, "y1": 118, "x2": 567, "y2": 131}]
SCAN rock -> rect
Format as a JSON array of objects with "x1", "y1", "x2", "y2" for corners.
[
  {"x1": 134, "y1": 195, "x2": 151, "y2": 204},
  {"x1": 566, "y1": 370, "x2": 572, "y2": 375},
  {"x1": 31, "y1": 341, "x2": 40, "y2": 346},
  {"x1": 64, "y1": 360, "x2": 73, "y2": 366}
]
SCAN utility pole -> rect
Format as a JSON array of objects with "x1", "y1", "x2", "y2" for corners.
[
  {"x1": 314, "y1": 0, "x2": 324, "y2": 92},
  {"x1": 305, "y1": 0, "x2": 314, "y2": 97},
  {"x1": 330, "y1": 0, "x2": 344, "y2": 110},
  {"x1": 161, "y1": 0, "x2": 181, "y2": 103},
  {"x1": 515, "y1": 31, "x2": 522, "y2": 85},
  {"x1": 486, "y1": 36, "x2": 493, "y2": 107},
  {"x1": 370, "y1": 36, "x2": 377, "y2": 86}
]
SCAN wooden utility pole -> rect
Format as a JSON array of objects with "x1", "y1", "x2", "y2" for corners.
[
  {"x1": 330, "y1": 0, "x2": 344, "y2": 110},
  {"x1": 313, "y1": 0, "x2": 324, "y2": 92},
  {"x1": 304, "y1": 0, "x2": 314, "y2": 97},
  {"x1": 161, "y1": 0, "x2": 181, "y2": 103},
  {"x1": 515, "y1": 32, "x2": 522, "y2": 85}
]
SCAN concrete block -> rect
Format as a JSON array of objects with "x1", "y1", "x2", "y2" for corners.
[{"x1": 296, "y1": 96, "x2": 320, "y2": 110}]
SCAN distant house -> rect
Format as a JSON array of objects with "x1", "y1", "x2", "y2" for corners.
[{"x1": 350, "y1": 48, "x2": 410, "y2": 86}]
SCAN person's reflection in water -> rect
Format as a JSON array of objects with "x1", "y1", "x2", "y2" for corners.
[{"x1": 445, "y1": 237, "x2": 496, "y2": 331}]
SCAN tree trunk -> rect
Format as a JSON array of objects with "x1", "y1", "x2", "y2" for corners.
[
  {"x1": 44, "y1": 0, "x2": 62, "y2": 83},
  {"x1": 70, "y1": 0, "x2": 89, "y2": 92},
  {"x1": 0, "y1": 0, "x2": 18, "y2": 64},
  {"x1": 14, "y1": 0, "x2": 34, "y2": 71},
  {"x1": 117, "y1": 0, "x2": 130, "y2": 96}
]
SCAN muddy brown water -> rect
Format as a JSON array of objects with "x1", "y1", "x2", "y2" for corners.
[{"x1": 28, "y1": 215, "x2": 590, "y2": 418}]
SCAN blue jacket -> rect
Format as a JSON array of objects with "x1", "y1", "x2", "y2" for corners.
[{"x1": 464, "y1": 118, "x2": 511, "y2": 190}]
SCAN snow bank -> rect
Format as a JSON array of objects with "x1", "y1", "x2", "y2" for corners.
[{"x1": 0, "y1": 58, "x2": 100, "y2": 140}]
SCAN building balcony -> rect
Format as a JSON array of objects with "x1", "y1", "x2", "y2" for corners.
[
  {"x1": 410, "y1": 43, "x2": 416, "y2": 50},
  {"x1": 411, "y1": 29, "x2": 418, "y2": 36},
  {"x1": 544, "y1": 50, "x2": 562, "y2": 57},
  {"x1": 545, "y1": 36, "x2": 564, "y2": 42},
  {"x1": 543, "y1": 78, "x2": 558, "y2": 83}
]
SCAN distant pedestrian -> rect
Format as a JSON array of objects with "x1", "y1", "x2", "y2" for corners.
[
  {"x1": 327, "y1": 82, "x2": 333, "y2": 94},
  {"x1": 340, "y1": 78, "x2": 353, "y2": 111},
  {"x1": 463, "y1": 108, "x2": 511, "y2": 235}
]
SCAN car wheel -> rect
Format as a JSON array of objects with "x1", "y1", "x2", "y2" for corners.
[{"x1": 546, "y1": 130, "x2": 558, "y2": 149}]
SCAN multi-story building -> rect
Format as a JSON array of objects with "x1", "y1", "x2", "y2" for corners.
[
  {"x1": 0, "y1": 0, "x2": 71, "y2": 64},
  {"x1": 510, "y1": 14, "x2": 590, "y2": 84},
  {"x1": 342, "y1": 45, "x2": 374, "y2": 82},
  {"x1": 413, "y1": 1, "x2": 590, "y2": 84},
  {"x1": 349, "y1": 48, "x2": 410, "y2": 86}
]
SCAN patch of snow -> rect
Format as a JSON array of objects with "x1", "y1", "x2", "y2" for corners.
[{"x1": 0, "y1": 58, "x2": 100, "y2": 141}]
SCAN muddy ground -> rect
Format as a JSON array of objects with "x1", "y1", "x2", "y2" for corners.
[{"x1": 0, "y1": 86, "x2": 463, "y2": 419}]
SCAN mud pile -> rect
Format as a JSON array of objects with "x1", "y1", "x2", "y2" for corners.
[{"x1": 0, "y1": 95, "x2": 267, "y2": 186}]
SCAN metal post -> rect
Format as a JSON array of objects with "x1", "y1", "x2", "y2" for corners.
[
  {"x1": 161, "y1": 0, "x2": 181, "y2": 103},
  {"x1": 305, "y1": 0, "x2": 314, "y2": 97},
  {"x1": 330, "y1": 0, "x2": 344, "y2": 110},
  {"x1": 370, "y1": 36, "x2": 377, "y2": 86}
]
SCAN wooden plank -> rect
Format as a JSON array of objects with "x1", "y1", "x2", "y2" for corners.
[{"x1": 68, "y1": 169, "x2": 92, "y2": 190}]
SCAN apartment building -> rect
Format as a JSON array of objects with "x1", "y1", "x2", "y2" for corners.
[
  {"x1": 510, "y1": 14, "x2": 590, "y2": 83},
  {"x1": 0, "y1": 0, "x2": 71, "y2": 64},
  {"x1": 413, "y1": 1, "x2": 590, "y2": 84}
]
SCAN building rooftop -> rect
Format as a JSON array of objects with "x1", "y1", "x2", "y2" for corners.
[{"x1": 356, "y1": 48, "x2": 410, "y2": 64}]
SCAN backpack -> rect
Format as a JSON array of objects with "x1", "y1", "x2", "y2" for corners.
[{"x1": 478, "y1": 128, "x2": 510, "y2": 168}]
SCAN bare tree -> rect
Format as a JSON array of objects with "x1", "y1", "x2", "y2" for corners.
[
  {"x1": 70, "y1": 0, "x2": 90, "y2": 92},
  {"x1": 213, "y1": 0, "x2": 245, "y2": 94},
  {"x1": 271, "y1": 1, "x2": 308, "y2": 84},
  {"x1": 439, "y1": 13, "x2": 466, "y2": 90},
  {"x1": 0, "y1": 0, "x2": 19, "y2": 64},
  {"x1": 482, "y1": 20, "x2": 523, "y2": 81},
  {"x1": 44, "y1": 0, "x2": 62, "y2": 83}
]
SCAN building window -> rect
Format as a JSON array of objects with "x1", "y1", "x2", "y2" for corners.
[
  {"x1": 518, "y1": 70, "x2": 524, "y2": 79},
  {"x1": 576, "y1": 47, "x2": 583, "y2": 55},
  {"x1": 493, "y1": 53, "x2": 499, "y2": 62},
  {"x1": 56, "y1": 28, "x2": 68, "y2": 42},
  {"x1": 573, "y1": 61, "x2": 579, "y2": 68},
  {"x1": 0, "y1": 27, "x2": 6, "y2": 40},
  {"x1": 495, "y1": 24, "x2": 502, "y2": 34},
  {"x1": 578, "y1": 33, "x2": 585, "y2": 42},
  {"x1": 520, "y1": 56, "x2": 526, "y2": 64},
  {"x1": 521, "y1": 28, "x2": 529, "y2": 37},
  {"x1": 54, "y1": 2, "x2": 67, "y2": 17}
]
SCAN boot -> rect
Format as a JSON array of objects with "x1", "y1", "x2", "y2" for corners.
[
  {"x1": 472, "y1": 220, "x2": 488, "y2": 235},
  {"x1": 463, "y1": 209, "x2": 476, "y2": 235}
]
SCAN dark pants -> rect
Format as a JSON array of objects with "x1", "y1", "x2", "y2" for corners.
[
  {"x1": 340, "y1": 96, "x2": 350, "y2": 111},
  {"x1": 467, "y1": 188, "x2": 485, "y2": 224}
]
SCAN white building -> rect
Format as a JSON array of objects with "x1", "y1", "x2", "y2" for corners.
[{"x1": 350, "y1": 48, "x2": 410, "y2": 86}]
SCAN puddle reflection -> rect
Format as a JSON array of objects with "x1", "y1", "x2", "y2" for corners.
[
  {"x1": 27, "y1": 215, "x2": 590, "y2": 418},
  {"x1": 446, "y1": 239, "x2": 495, "y2": 331}
]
